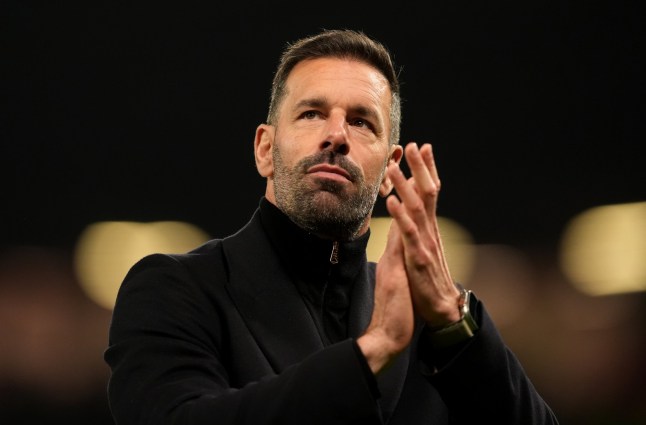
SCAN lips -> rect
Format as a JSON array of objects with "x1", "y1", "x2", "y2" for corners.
[{"x1": 306, "y1": 164, "x2": 353, "y2": 182}]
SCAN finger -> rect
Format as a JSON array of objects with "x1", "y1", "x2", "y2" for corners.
[
  {"x1": 420, "y1": 143, "x2": 440, "y2": 191},
  {"x1": 387, "y1": 160, "x2": 426, "y2": 219},
  {"x1": 386, "y1": 193, "x2": 426, "y2": 261},
  {"x1": 404, "y1": 142, "x2": 436, "y2": 198},
  {"x1": 381, "y1": 213, "x2": 404, "y2": 258},
  {"x1": 406, "y1": 142, "x2": 441, "y2": 216}
]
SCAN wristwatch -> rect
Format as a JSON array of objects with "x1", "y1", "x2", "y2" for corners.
[{"x1": 427, "y1": 287, "x2": 479, "y2": 348}]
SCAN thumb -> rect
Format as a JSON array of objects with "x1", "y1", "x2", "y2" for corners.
[{"x1": 380, "y1": 217, "x2": 403, "y2": 260}]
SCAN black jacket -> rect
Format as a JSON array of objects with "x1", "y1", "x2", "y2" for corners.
[{"x1": 105, "y1": 199, "x2": 559, "y2": 424}]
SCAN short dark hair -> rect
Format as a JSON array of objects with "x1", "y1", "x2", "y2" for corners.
[{"x1": 267, "y1": 29, "x2": 402, "y2": 145}]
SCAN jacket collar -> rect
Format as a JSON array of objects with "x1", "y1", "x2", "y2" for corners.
[
  {"x1": 258, "y1": 196, "x2": 370, "y2": 285},
  {"x1": 221, "y1": 198, "x2": 408, "y2": 418}
]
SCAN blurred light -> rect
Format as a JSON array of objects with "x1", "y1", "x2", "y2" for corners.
[
  {"x1": 560, "y1": 201, "x2": 646, "y2": 296},
  {"x1": 366, "y1": 217, "x2": 392, "y2": 262},
  {"x1": 74, "y1": 221, "x2": 210, "y2": 310},
  {"x1": 367, "y1": 216, "x2": 476, "y2": 284},
  {"x1": 465, "y1": 244, "x2": 536, "y2": 328}
]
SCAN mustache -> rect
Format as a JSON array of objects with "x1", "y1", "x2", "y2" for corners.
[{"x1": 298, "y1": 151, "x2": 362, "y2": 182}]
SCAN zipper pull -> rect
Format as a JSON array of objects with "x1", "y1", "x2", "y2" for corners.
[{"x1": 329, "y1": 241, "x2": 339, "y2": 264}]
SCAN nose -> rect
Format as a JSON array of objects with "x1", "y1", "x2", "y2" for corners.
[{"x1": 320, "y1": 113, "x2": 349, "y2": 155}]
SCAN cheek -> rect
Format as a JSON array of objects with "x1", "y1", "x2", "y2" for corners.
[
  {"x1": 274, "y1": 126, "x2": 312, "y2": 156},
  {"x1": 276, "y1": 135, "x2": 320, "y2": 167},
  {"x1": 275, "y1": 144, "x2": 303, "y2": 169},
  {"x1": 361, "y1": 146, "x2": 390, "y2": 180},
  {"x1": 359, "y1": 158, "x2": 387, "y2": 187}
]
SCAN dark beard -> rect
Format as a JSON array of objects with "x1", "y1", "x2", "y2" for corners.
[{"x1": 273, "y1": 149, "x2": 383, "y2": 240}]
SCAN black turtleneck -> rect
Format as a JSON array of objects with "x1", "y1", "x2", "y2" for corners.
[{"x1": 258, "y1": 197, "x2": 371, "y2": 345}]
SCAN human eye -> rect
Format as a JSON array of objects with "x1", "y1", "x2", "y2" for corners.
[
  {"x1": 300, "y1": 110, "x2": 321, "y2": 120},
  {"x1": 349, "y1": 117, "x2": 374, "y2": 131}
]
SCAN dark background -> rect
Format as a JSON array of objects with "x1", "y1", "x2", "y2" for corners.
[
  {"x1": 4, "y1": 1, "x2": 644, "y2": 252},
  {"x1": 2, "y1": 2, "x2": 645, "y2": 424}
]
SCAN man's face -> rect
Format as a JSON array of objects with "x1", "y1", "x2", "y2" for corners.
[{"x1": 260, "y1": 57, "x2": 400, "y2": 240}]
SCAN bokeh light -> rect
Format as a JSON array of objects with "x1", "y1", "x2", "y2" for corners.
[
  {"x1": 367, "y1": 215, "x2": 476, "y2": 284},
  {"x1": 74, "y1": 221, "x2": 210, "y2": 310},
  {"x1": 560, "y1": 202, "x2": 646, "y2": 296}
]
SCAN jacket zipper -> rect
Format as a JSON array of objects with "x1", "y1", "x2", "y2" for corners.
[{"x1": 329, "y1": 241, "x2": 339, "y2": 264}]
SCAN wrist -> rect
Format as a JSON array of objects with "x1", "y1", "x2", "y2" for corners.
[
  {"x1": 357, "y1": 331, "x2": 402, "y2": 374},
  {"x1": 426, "y1": 287, "x2": 478, "y2": 348}
]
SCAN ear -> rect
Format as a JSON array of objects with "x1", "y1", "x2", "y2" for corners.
[
  {"x1": 254, "y1": 124, "x2": 275, "y2": 178},
  {"x1": 378, "y1": 144, "x2": 404, "y2": 197}
]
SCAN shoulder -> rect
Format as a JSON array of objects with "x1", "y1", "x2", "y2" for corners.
[
  {"x1": 128, "y1": 238, "x2": 224, "y2": 272},
  {"x1": 117, "y1": 238, "x2": 227, "y2": 299}
]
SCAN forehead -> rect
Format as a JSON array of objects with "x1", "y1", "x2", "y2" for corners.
[{"x1": 283, "y1": 57, "x2": 392, "y2": 110}]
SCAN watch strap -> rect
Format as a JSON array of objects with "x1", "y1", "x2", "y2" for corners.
[{"x1": 427, "y1": 288, "x2": 479, "y2": 348}]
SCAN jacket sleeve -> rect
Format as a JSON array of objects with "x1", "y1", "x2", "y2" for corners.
[
  {"x1": 104, "y1": 253, "x2": 382, "y2": 425},
  {"x1": 419, "y1": 293, "x2": 560, "y2": 424}
]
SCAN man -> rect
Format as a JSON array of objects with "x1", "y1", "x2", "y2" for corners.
[{"x1": 105, "y1": 29, "x2": 559, "y2": 424}]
